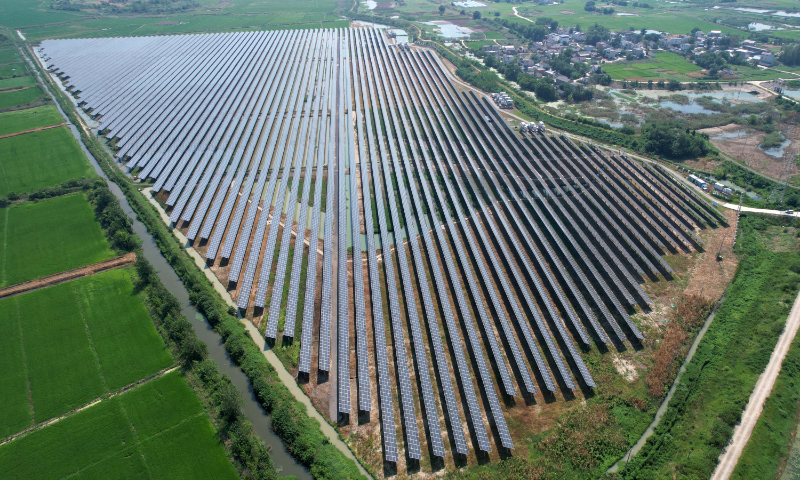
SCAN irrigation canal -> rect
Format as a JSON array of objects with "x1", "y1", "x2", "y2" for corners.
[{"x1": 27, "y1": 50, "x2": 314, "y2": 480}]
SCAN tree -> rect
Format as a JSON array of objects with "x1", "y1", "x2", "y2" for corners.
[
  {"x1": 473, "y1": 10, "x2": 481, "y2": 20},
  {"x1": 494, "y1": 11, "x2": 500, "y2": 17},
  {"x1": 584, "y1": 1, "x2": 596, "y2": 11},
  {"x1": 439, "y1": 5, "x2": 445, "y2": 15},
  {"x1": 667, "y1": 79, "x2": 682, "y2": 91}
]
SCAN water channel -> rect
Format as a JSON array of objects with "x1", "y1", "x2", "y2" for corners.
[{"x1": 27, "y1": 49, "x2": 314, "y2": 480}]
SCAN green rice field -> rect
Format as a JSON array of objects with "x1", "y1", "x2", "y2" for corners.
[
  {"x1": 0, "y1": 126, "x2": 94, "y2": 195},
  {"x1": 0, "y1": 62, "x2": 27, "y2": 79},
  {"x1": 0, "y1": 75, "x2": 35, "y2": 90},
  {"x1": 0, "y1": 104, "x2": 62, "y2": 136},
  {"x1": 0, "y1": 85, "x2": 43, "y2": 110},
  {"x1": 0, "y1": 195, "x2": 114, "y2": 287},
  {"x1": 0, "y1": 269, "x2": 173, "y2": 436},
  {"x1": 22, "y1": 13, "x2": 347, "y2": 41},
  {"x1": 0, "y1": 49, "x2": 22, "y2": 64},
  {"x1": 0, "y1": 371, "x2": 239, "y2": 480},
  {"x1": 603, "y1": 51, "x2": 703, "y2": 80}
]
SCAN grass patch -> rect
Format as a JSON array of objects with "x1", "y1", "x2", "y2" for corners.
[
  {"x1": 0, "y1": 85, "x2": 43, "y2": 110},
  {"x1": 72, "y1": 268, "x2": 173, "y2": 390},
  {"x1": 0, "y1": 126, "x2": 93, "y2": 195},
  {"x1": 0, "y1": 104, "x2": 62, "y2": 136},
  {"x1": 0, "y1": 371, "x2": 238, "y2": 480},
  {"x1": 1, "y1": 194, "x2": 114, "y2": 287}
]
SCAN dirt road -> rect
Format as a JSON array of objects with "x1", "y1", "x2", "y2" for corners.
[
  {"x1": 0, "y1": 122, "x2": 66, "y2": 140},
  {"x1": 711, "y1": 288, "x2": 800, "y2": 480},
  {"x1": 512, "y1": 6, "x2": 532, "y2": 22},
  {"x1": 0, "y1": 252, "x2": 136, "y2": 299}
]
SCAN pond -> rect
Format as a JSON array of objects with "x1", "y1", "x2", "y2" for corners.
[
  {"x1": 749, "y1": 22, "x2": 785, "y2": 31},
  {"x1": 711, "y1": 130, "x2": 747, "y2": 140},
  {"x1": 760, "y1": 139, "x2": 792, "y2": 158},
  {"x1": 363, "y1": 0, "x2": 376, "y2": 9},
  {"x1": 422, "y1": 21, "x2": 474, "y2": 38}
]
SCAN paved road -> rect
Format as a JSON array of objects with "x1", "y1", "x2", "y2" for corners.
[
  {"x1": 712, "y1": 289, "x2": 800, "y2": 480},
  {"x1": 722, "y1": 204, "x2": 800, "y2": 217}
]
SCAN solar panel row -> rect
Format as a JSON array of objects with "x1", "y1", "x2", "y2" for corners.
[{"x1": 40, "y1": 27, "x2": 719, "y2": 463}]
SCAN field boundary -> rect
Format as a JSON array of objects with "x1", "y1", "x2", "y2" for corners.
[
  {"x1": 0, "y1": 122, "x2": 65, "y2": 140},
  {"x1": 0, "y1": 365, "x2": 178, "y2": 447},
  {"x1": 0, "y1": 252, "x2": 136, "y2": 299}
]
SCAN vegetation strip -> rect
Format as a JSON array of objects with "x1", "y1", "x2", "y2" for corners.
[{"x1": 713, "y1": 275, "x2": 800, "y2": 478}]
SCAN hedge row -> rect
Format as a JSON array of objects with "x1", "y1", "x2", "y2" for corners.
[{"x1": 30, "y1": 46, "x2": 366, "y2": 480}]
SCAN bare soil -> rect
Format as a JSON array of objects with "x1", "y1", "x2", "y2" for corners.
[{"x1": 701, "y1": 123, "x2": 800, "y2": 181}]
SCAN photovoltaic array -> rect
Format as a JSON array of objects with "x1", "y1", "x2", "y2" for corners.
[{"x1": 38, "y1": 27, "x2": 725, "y2": 463}]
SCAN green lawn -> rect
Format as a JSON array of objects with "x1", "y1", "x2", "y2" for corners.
[
  {"x1": 0, "y1": 75, "x2": 35, "y2": 90},
  {"x1": 0, "y1": 85, "x2": 43, "y2": 110},
  {"x1": 0, "y1": 126, "x2": 93, "y2": 195},
  {"x1": 0, "y1": 268, "x2": 172, "y2": 436},
  {"x1": 0, "y1": 104, "x2": 62, "y2": 136},
  {"x1": 0, "y1": 195, "x2": 114, "y2": 287},
  {"x1": 0, "y1": 371, "x2": 238, "y2": 480},
  {"x1": 603, "y1": 51, "x2": 702, "y2": 80}
]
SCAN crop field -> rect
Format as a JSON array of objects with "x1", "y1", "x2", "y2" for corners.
[
  {"x1": 506, "y1": 0, "x2": 742, "y2": 36},
  {"x1": 72, "y1": 269, "x2": 174, "y2": 390},
  {"x1": 0, "y1": 269, "x2": 172, "y2": 431},
  {"x1": 0, "y1": 299, "x2": 32, "y2": 439},
  {"x1": 0, "y1": 62, "x2": 27, "y2": 79},
  {"x1": 14, "y1": 281, "x2": 106, "y2": 422},
  {"x1": 22, "y1": 14, "x2": 349, "y2": 41},
  {"x1": 0, "y1": 126, "x2": 94, "y2": 195},
  {"x1": 223, "y1": 0, "x2": 336, "y2": 14},
  {"x1": 0, "y1": 49, "x2": 22, "y2": 64},
  {"x1": 603, "y1": 52, "x2": 702, "y2": 80},
  {"x1": 0, "y1": 371, "x2": 239, "y2": 480},
  {"x1": 0, "y1": 75, "x2": 35, "y2": 90},
  {"x1": 0, "y1": 195, "x2": 114, "y2": 287},
  {"x1": 0, "y1": 104, "x2": 62, "y2": 136},
  {"x1": 0, "y1": 0, "x2": 88, "y2": 28},
  {"x1": 0, "y1": 85, "x2": 43, "y2": 110}
]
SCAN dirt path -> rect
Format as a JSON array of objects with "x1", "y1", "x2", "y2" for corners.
[
  {"x1": 512, "y1": 6, "x2": 532, "y2": 23},
  {"x1": 0, "y1": 252, "x2": 136, "y2": 299},
  {"x1": 711, "y1": 289, "x2": 800, "y2": 480},
  {"x1": 0, "y1": 122, "x2": 66, "y2": 140}
]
